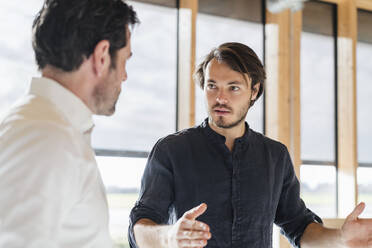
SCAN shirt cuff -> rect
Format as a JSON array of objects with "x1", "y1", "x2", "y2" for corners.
[
  {"x1": 128, "y1": 202, "x2": 168, "y2": 248},
  {"x1": 290, "y1": 210, "x2": 323, "y2": 248}
]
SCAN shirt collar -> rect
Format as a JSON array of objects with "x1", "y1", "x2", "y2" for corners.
[
  {"x1": 199, "y1": 118, "x2": 251, "y2": 145},
  {"x1": 29, "y1": 77, "x2": 94, "y2": 134}
]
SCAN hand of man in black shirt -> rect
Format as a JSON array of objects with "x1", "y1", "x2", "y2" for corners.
[
  {"x1": 340, "y1": 202, "x2": 372, "y2": 247},
  {"x1": 301, "y1": 202, "x2": 372, "y2": 247},
  {"x1": 167, "y1": 203, "x2": 211, "y2": 248},
  {"x1": 132, "y1": 203, "x2": 211, "y2": 248}
]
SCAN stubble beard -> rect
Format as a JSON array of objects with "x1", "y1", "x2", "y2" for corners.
[
  {"x1": 211, "y1": 105, "x2": 249, "y2": 129},
  {"x1": 93, "y1": 72, "x2": 120, "y2": 116},
  {"x1": 209, "y1": 98, "x2": 251, "y2": 129}
]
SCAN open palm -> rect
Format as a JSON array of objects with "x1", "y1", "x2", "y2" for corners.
[{"x1": 341, "y1": 202, "x2": 372, "y2": 247}]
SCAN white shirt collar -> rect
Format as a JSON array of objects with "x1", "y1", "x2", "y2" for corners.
[{"x1": 29, "y1": 77, "x2": 94, "y2": 134}]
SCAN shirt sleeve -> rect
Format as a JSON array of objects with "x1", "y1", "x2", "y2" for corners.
[
  {"x1": 0, "y1": 121, "x2": 80, "y2": 248},
  {"x1": 128, "y1": 138, "x2": 175, "y2": 248},
  {"x1": 274, "y1": 147, "x2": 323, "y2": 248}
]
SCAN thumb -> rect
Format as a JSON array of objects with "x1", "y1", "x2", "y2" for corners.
[
  {"x1": 184, "y1": 203, "x2": 208, "y2": 220},
  {"x1": 346, "y1": 202, "x2": 365, "y2": 221}
]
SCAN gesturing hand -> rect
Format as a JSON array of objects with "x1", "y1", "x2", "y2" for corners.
[
  {"x1": 341, "y1": 202, "x2": 372, "y2": 247},
  {"x1": 167, "y1": 203, "x2": 211, "y2": 248}
]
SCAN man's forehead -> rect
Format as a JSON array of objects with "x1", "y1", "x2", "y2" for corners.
[{"x1": 205, "y1": 58, "x2": 251, "y2": 85}]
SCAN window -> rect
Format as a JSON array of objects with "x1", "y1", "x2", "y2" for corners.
[
  {"x1": 94, "y1": 1, "x2": 177, "y2": 247},
  {"x1": 92, "y1": 0, "x2": 177, "y2": 153},
  {"x1": 357, "y1": 10, "x2": 372, "y2": 167},
  {"x1": 300, "y1": 1, "x2": 337, "y2": 218},
  {"x1": 357, "y1": 9, "x2": 372, "y2": 218},
  {"x1": 0, "y1": 0, "x2": 41, "y2": 116},
  {"x1": 300, "y1": 165, "x2": 337, "y2": 217},
  {"x1": 96, "y1": 156, "x2": 147, "y2": 247},
  {"x1": 195, "y1": 0, "x2": 264, "y2": 133}
]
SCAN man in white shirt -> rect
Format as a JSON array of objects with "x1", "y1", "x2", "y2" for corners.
[{"x1": 0, "y1": 0, "x2": 139, "y2": 247}]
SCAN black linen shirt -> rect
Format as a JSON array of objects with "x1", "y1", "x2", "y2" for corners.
[{"x1": 129, "y1": 119, "x2": 322, "y2": 248}]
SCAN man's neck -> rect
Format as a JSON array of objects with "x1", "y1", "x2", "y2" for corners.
[
  {"x1": 208, "y1": 118, "x2": 246, "y2": 152},
  {"x1": 41, "y1": 64, "x2": 96, "y2": 113}
]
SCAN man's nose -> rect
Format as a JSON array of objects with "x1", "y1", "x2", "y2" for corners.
[
  {"x1": 216, "y1": 90, "x2": 228, "y2": 104},
  {"x1": 122, "y1": 69, "x2": 128, "y2": 82}
]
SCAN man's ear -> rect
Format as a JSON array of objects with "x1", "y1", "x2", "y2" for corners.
[
  {"x1": 251, "y1": 83, "x2": 260, "y2": 101},
  {"x1": 92, "y1": 40, "x2": 110, "y2": 77}
]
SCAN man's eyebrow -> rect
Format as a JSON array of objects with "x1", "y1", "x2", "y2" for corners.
[
  {"x1": 227, "y1": 81, "x2": 243, "y2": 85},
  {"x1": 207, "y1": 79, "x2": 216, "y2": 83}
]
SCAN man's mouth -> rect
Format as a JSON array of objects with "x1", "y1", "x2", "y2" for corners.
[{"x1": 213, "y1": 107, "x2": 231, "y2": 115}]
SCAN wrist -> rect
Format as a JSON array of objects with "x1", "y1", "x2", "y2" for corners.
[
  {"x1": 160, "y1": 225, "x2": 171, "y2": 248},
  {"x1": 338, "y1": 228, "x2": 347, "y2": 248}
]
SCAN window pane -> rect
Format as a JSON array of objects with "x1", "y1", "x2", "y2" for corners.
[
  {"x1": 357, "y1": 167, "x2": 372, "y2": 218},
  {"x1": 195, "y1": 0, "x2": 264, "y2": 133},
  {"x1": 300, "y1": 165, "x2": 337, "y2": 218},
  {"x1": 96, "y1": 156, "x2": 146, "y2": 248},
  {"x1": 301, "y1": 2, "x2": 336, "y2": 162},
  {"x1": 0, "y1": 0, "x2": 42, "y2": 116},
  {"x1": 92, "y1": 1, "x2": 177, "y2": 152},
  {"x1": 357, "y1": 10, "x2": 372, "y2": 164}
]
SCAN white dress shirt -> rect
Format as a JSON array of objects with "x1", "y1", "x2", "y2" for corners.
[{"x1": 0, "y1": 77, "x2": 113, "y2": 248}]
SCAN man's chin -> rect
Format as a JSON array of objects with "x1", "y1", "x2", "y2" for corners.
[
  {"x1": 95, "y1": 104, "x2": 116, "y2": 116},
  {"x1": 212, "y1": 116, "x2": 245, "y2": 129}
]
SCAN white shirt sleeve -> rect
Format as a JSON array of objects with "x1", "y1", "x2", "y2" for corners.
[{"x1": 0, "y1": 121, "x2": 81, "y2": 248}]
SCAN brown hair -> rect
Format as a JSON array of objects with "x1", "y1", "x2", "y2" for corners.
[{"x1": 194, "y1": 42, "x2": 266, "y2": 106}]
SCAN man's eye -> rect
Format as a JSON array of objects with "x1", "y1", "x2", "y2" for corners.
[
  {"x1": 231, "y1": 86, "x2": 240, "y2": 91},
  {"x1": 207, "y1": 84, "x2": 216, "y2": 89}
]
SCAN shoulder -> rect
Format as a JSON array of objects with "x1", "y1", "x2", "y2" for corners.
[
  {"x1": 249, "y1": 129, "x2": 289, "y2": 159},
  {"x1": 250, "y1": 129, "x2": 287, "y2": 150},
  {"x1": 0, "y1": 99, "x2": 82, "y2": 172},
  {"x1": 1, "y1": 94, "x2": 71, "y2": 129},
  {"x1": 155, "y1": 125, "x2": 201, "y2": 149}
]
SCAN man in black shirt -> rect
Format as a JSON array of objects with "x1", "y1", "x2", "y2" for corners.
[{"x1": 129, "y1": 42, "x2": 372, "y2": 248}]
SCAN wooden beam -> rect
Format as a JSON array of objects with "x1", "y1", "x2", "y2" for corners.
[
  {"x1": 357, "y1": 0, "x2": 372, "y2": 10},
  {"x1": 265, "y1": 8, "x2": 302, "y2": 248},
  {"x1": 265, "y1": 9, "x2": 291, "y2": 149},
  {"x1": 319, "y1": 0, "x2": 340, "y2": 4},
  {"x1": 265, "y1": 10, "x2": 302, "y2": 177},
  {"x1": 292, "y1": 10, "x2": 303, "y2": 178},
  {"x1": 177, "y1": 0, "x2": 197, "y2": 130},
  {"x1": 319, "y1": 0, "x2": 372, "y2": 11},
  {"x1": 323, "y1": 218, "x2": 345, "y2": 228},
  {"x1": 337, "y1": 0, "x2": 358, "y2": 218}
]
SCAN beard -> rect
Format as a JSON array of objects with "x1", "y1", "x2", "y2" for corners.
[
  {"x1": 209, "y1": 101, "x2": 250, "y2": 129},
  {"x1": 92, "y1": 69, "x2": 121, "y2": 116}
]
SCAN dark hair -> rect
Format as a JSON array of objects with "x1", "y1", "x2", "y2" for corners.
[
  {"x1": 32, "y1": 0, "x2": 139, "y2": 71},
  {"x1": 194, "y1": 42, "x2": 266, "y2": 107}
]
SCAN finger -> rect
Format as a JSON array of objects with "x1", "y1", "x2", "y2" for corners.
[
  {"x1": 178, "y1": 230, "x2": 211, "y2": 240},
  {"x1": 179, "y1": 239, "x2": 208, "y2": 247},
  {"x1": 184, "y1": 203, "x2": 207, "y2": 220},
  {"x1": 347, "y1": 202, "x2": 366, "y2": 221},
  {"x1": 180, "y1": 219, "x2": 210, "y2": 231}
]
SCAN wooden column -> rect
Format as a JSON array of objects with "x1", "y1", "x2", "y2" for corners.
[
  {"x1": 356, "y1": 0, "x2": 372, "y2": 10},
  {"x1": 265, "y1": 8, "x2": 302, "y2": 248},
  {"x1": 265, "y1": 10, "x2": 302, "y2": 180},
  {"x1": 177, "y1": 0, "x2": 197, "y2": 131},
  {"x1": 337, "y1": 0, "x2": 358, "y2": 218}
]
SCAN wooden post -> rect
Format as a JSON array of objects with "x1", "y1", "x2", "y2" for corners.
[
  {"x1": 337, "y1": 0, "x2": 358, "y2": 218},
  {"x1": 265, "y1": 8, "x2": 302, "y2": 248},
  {"x1": 177, "y1": 0, "x2": 197, "y2": 131}
]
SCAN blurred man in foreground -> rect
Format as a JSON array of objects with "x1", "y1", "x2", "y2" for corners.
[{"x1": 0, "y1": 0, "x2": 138, "y2": 247}]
